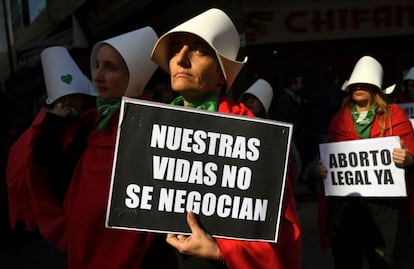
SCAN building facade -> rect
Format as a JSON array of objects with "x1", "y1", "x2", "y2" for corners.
[{"x1": 1, "y1": 0, "x2": 413, "y2": 124}]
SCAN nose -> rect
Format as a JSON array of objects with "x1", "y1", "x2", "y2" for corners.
[
  {"x1": 93, "y1": 65, "x2": 103, "y2": 82},
  {"x1": 174, "y1": 45, "x2": 191, "y2": 67}
]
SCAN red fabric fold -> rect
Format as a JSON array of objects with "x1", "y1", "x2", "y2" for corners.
[
  {"x1": 216, "y1": 97, "x2": 302, "y2": 269},
  {"x1": 6, "y1": 108, "x2": 96, "y2": 251}
]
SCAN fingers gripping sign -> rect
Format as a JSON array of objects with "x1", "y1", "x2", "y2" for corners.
[
  {"x1": 166, "y1": 211, "x2": 221, "y2": 261},
  {"x1": 393, "y1": 140, "x2": 414, "y2": 168}
]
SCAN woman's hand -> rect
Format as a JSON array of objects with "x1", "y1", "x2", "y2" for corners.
[
  {"x1": 166, "y1": 211, "x2": 221, "y2": 260},
  {"x1": 393, "y1": 140, "x2": 414, "y2": 168},
  {"x1": 315, "y1": 160, "x2": 328, "y2": 179},
  {"x1": 51, "y1": 102, "x2": 71, "y2": 117}
]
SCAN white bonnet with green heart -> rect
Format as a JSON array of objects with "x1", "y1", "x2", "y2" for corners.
[{"x1": 40, "y1": 46, "x2": 97, "y2": 104}]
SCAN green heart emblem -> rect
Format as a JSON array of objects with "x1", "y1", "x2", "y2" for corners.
[{"x1": 61, "y1": 74, "x2": 73, "y2": 84}]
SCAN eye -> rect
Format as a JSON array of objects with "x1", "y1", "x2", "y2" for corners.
[
  {"x1": 107, "y1": 64, "x2": 117, "y2": 70},
  {"x1": 192, "y1": 46, "x2": 207, "y2": 55},
  {"x1": 100, "y1": 62, "x2": 117, "y2": 71},
  {"x1": 192, "y1": 44, "x2": 213, "y2": 56},
  {"x1": 170, "y1": 42, "x2": 184, "y2": 56}
]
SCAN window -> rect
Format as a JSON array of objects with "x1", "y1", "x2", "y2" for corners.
[
  {"x1": 0, "y1": 0, "x2": 7, "y2": 52},
  {"x1": 28, "y1": 0, "x2": 46, "y2": 23}
]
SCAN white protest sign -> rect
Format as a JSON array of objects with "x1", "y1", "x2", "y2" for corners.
[
  {"x1": 105, "y1": 97, "x2": 292, "y2": 243},
  {"x1": 319, "y1": 136, "x2": 406, "y2": 197}
]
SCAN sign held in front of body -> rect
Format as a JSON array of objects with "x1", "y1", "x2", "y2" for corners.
[
  {"x1": 105, "y1": 97, "x2": 292, "y2": 243},
  {"x1": 319, "y1": 136, "x2": 406, "y2": 197}
]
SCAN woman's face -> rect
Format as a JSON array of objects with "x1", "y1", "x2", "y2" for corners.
[
  {"x1": 93, "y1": 44, "x2": 129, "y2": 99},
  {"x1": 168, "y1": 34, "x2": 226, "y2": 103},
  {"x1": 349, "y1": 84, "x2": 374, "y2": 108},
  {"x1": 406, "y1": 80, "x2": 414, "y2": 94},
  {"x1": 55, "y1": 94, "x2": 85, "y2": 112},
  {"x1": 244, "y1": 94, "x2": 265, "y2": 115}
]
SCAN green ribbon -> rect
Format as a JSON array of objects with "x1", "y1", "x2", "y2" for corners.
[
  {"x1": 96, "y1": 97, "x2": 121, "y2": 131},
  {"x1": 171, "y1": 93, "x2": 219, "y2": 112}
]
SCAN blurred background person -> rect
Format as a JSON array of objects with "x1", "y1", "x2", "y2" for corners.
[
  {"x1": 316, "y1": 55, "x2": 414, "y2": 269},
  {"x1": 393, "y1": 66, "x2": 414, "y2": 104},
  {"x1": 6, "y1": 45, "x2": 97, "y2": 263},
  {"x1": 300, "y1": 67, "x2": 345, "y2": 193},
  {"x1": 239, "y1": 78, "x2": 273, "y2": 118},
  {"x1": 271, "y1": 73, "x2": 307, "y2": 188},
  {"x1": 271, "y1": 72, "x2": 305, "y2": 139},
  {"x1": 240, "y1": 77, "x2": 302, "y2": 189}
]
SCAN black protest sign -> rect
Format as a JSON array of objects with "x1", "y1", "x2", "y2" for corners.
[{"x1": 106, "y1": 97, "x2": 292, "y2": 243}]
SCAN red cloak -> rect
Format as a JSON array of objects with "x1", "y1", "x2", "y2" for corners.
[
  {"x1": 63, "y1": 109, "x2": 160, "y2": 268},
  {"x1": 6, "y1": 108, "x2": 95, "y2": 251},
  {"x1": 215, "y1": 97, "x2": 302, "y2": 269}
]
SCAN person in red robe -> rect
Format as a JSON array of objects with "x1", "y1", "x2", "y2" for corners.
[
  {"x1": 6, "y1": 46, "x2": 97, "y2": 251},
  {"x1": 239, "y1": 78, "x2": 274, "y2": 119},
  {"x1": 392, "y1": 66, "x2": 414, "y2": 104},
  {"x1": 151, "y1": 8, "x2": 302, "y2": 269},
  {"x1": 63, "y1": 27, "x2": 178, "y2": 268},
  {"x1": 316, "y1": 56, "x2": 414, "y2": 269}
]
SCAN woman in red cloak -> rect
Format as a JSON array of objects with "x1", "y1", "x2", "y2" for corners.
[
  {"x1": 316, "y1": 56, "x2": 414, "y2": 269},
  {"x1": 150, "y1": 8, "x2": 302, "y2": 269},
  {"x1": 6, "y1": 46, "x2": 97, "y2": 251}
]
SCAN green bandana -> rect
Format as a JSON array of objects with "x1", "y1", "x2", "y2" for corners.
[
  {"x1": 351, "y1": 104, "x2": 377, "y2": 139},
  {"x1": 96, "y1": 97, "x2": 121, "y2": 131},
  {"x1": 68, "y1": 107, "x2": 80, "y2": 118},
  {"x1": 170, "y1": 93, "x2": 219, "y2": 112}
]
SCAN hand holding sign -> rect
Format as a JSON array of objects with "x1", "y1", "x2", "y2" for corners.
[
  {"x1": 319, "y1": 136, "x2": 407, "y2": 197},
  {"x1": 393, "y1": 140, "x2": 414, "y2": 168},
  {"x1": 166, "y1": 212, "x2": 220, "y2": 260},
  {"x1": 315, "y1": 160, "x2": 328, "y2": 179}
]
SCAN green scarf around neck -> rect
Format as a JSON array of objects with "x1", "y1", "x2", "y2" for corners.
[
  {"x1": 171, "y1": 93, "x2": 220, "y2": 112},
  {"x1": 96, "y1": 97, "x2": 121, "y2": 131},
  {"x1": 351, "y1": 104, "x2": 377, "y2": 139}
]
